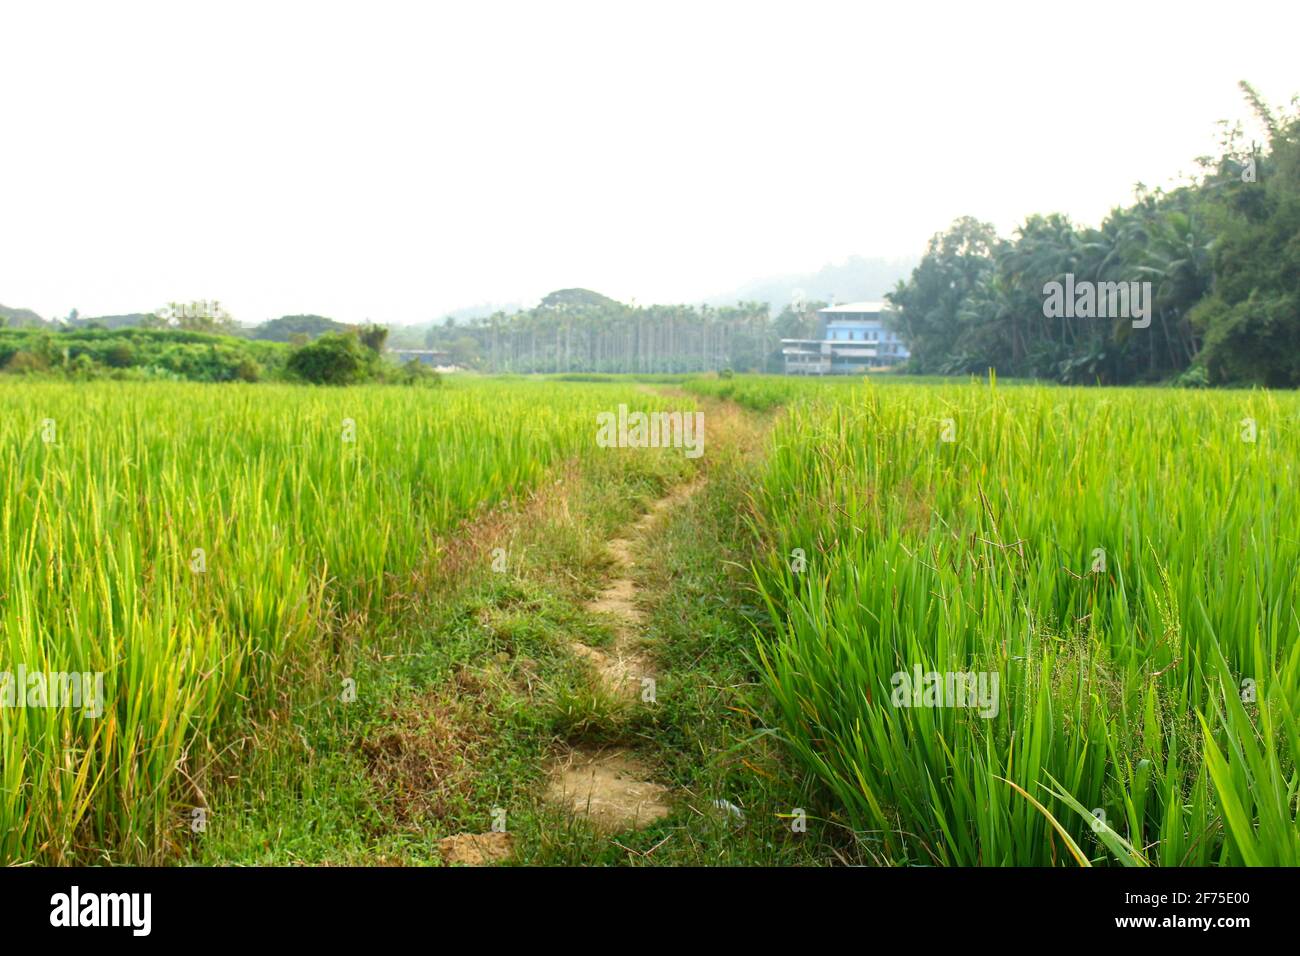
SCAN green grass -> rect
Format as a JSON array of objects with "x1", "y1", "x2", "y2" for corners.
[
  {"x1": 192, "y1": 396, "x2": 832, "y2": 866},
  {"x1": 8, "y1": 370, "x2": 1295, "y2": 868},
  {"x1": 606, "y1": 413, "x2": 847, "y2": 865},
  {"x1": 732, "y1": 373, "x2": 1299, "y2": 865},
  {"x1": 0, "y1": 377, "x2": 695, "y2": 863},
  {"x1": 682, "y1": 372, "x2": 1019, "y2": 411}
]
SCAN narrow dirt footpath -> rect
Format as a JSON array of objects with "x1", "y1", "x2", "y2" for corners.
[{"x1": 545, "y1": 478, "x2": 703, "y2": 831}]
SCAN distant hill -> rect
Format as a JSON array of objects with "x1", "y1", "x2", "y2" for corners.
[
  {"x1": 1, "y1": 308, "x2": 163, "y2": 330},
  {"x1": 77, "y1": 313, "x2": 155, "y2": 329},
  {"x1": 537, "y1": 288, "x2": 623, "y2": 311},
  {"x1": 704, "y1": 255, "x2": 918, "y2": 310},
  {"x1": 0, "y1": 303, "x2": 47, "y2": 328},
  {"x1": 252, "y1": 314, "x2": 349, "y2": 341}
]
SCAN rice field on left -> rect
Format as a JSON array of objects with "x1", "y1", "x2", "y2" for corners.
[{"x1": 0, "y1": 378, "x2": 682, "y2": 864}]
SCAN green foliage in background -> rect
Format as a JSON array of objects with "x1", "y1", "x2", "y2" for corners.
[
  {"x1": 0, "y1": 327, "x2": 286, "y2": 382},
  {"x1": 889, "y1": 83, "x2": 1300, "y2": 388}
]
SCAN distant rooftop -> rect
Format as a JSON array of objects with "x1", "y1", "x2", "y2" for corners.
[{"x1": 819, "y1": 301, "x2": 889, "y2": 314}]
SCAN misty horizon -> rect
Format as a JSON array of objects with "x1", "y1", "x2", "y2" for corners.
[
  {"x1": 2, "y1": 251, "x2": 920, "y2": 328},
  {"x1": 3, "y1": 2, "x2": 1296, "y2": 326}
]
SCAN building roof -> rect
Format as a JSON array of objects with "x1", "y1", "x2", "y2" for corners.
[{"x1": 818, "y1": 301, "x2": 889, "y2": 315}]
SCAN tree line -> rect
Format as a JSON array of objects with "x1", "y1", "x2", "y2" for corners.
[
  {"x1": 888, "y1": 82, "x2": 1300, "y2": 387},
  {"x1": 2, "y1": 294, "x2": 813, "y2": 376},
  {"x1": 418, "y1": 288, "x2": 786, "y2": 374}
]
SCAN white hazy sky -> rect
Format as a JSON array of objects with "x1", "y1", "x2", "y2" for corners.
[{"x1": 1, "y1": 0, "x2": 1296, "y2": 325}]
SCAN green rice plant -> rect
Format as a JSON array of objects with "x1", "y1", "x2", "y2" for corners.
[
  {"x1": 0, "y1": 377, "x2": 696, "y2": 862},
  {"x1": 744, "y1": 375, "x2": 1299, "y2": 865}
]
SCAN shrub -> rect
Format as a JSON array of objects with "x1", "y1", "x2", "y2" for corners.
[
  {"x1": 105, "y1": 342, "x2": 136, "y2": 368},
  {"x1": 67, "y1": 353, "x2": 97, "y2": 380},
  {"x1": 358, "y1": 323, "x2": 389, "y2": 353},
  {"x1": 233, "y1": 357, "x2": 262, "y2": 382},
  {"x1": 286, "y1": 332, "x2": 372, "y2": 385},
  {"x1": 391, "y1": 359, "x2": 442, "y2": 387},
  {"x1": 3, "y1": 350, "x2": 49, "y2": 374},
  {"x1": 1173, "y1": 365, "x2": 1210, "y2": 388}
]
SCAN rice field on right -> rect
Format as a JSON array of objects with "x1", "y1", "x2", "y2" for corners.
[{"x1": 727, "y1": 375, "x2": 1299, "y2": 866}]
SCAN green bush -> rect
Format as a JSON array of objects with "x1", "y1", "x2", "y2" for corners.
[
  {"x1": 3, "y1": 350, "x2": 49, "y2": 374},
  {"x1": 67, "y1": 353, "x2": 97, "y2": 380},
  {"x1": 1173, "y1": 364, "x2": 1210, "y2": 388},
  {"x1": 389, "y1": 359, "x2": 442, "y2": 386},
  {"x1": 0, "y1": 326, "x2": 432, "y2": 387},
  {"x1": 105, "y1": 342, "x2": 136, "y2": 368},
  {"x1": 358, "y1": 323, "x2": 389, "y2": 353},
  {"x1": 233, "y1": 357, "x2": 262, "y2": 382},
  {"x1": 0, "y1": 327, "x2": 290, "y2": 382},
  {"x1": 286, "y1": 332, "x2": 373, "y2": 385}
]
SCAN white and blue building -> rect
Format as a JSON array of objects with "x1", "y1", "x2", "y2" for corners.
[{"x1": 781, "y1": 301, "x2": 909, "y2": 374}]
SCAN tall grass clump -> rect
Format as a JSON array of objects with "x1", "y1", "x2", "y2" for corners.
[{"x1": 746, "y1": 377, "x2": 1299, "y2": 865}]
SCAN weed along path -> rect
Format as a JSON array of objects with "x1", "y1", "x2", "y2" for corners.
[
  {"x1": 422, "y1": 393, "x2": 785, "y2": 866},
  {"x1": 546, "y1": 478, "x2": 703, "y2": 832},
  {"x1": 190, "y1": 389, "x2": 818, "y2": 867}
]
